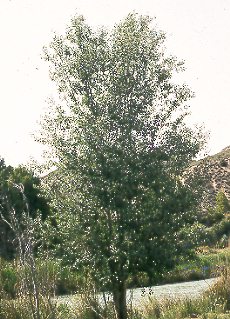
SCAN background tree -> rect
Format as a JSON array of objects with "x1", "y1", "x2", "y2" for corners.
[
  {"x1": 39, "y1": 13, "x2": 206, "y2": 319},
  {"x1": 215, "y1": 191, "x2": 230, "y2": 215},
  {"x1": 0, "y1": 159, "x2": 50, "y2": 259}
]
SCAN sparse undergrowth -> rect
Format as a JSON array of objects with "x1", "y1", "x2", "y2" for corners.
[
  {"x1": 0, "y1": 245, "x2": 229, "y2": 300},
  {"x1": 0, "y1": 261, "x2": 230, "y2": 318},
  {"x1": 54, "y1": 266, "x2": 230, "y2": 319},
  {"x1": 0, "y1": 239, "x2": 229, "y2": 319}
]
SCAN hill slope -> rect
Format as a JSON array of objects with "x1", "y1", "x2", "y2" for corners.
[{"x1": 195, "y1": 146, "x2": 230, "y2": 208}]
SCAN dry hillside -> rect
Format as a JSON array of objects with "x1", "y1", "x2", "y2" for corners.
[{"x1": 194, "y1": 146, "x2": 230, "y2": 208}]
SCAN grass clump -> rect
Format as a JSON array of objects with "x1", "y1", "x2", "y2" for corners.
[
  {"x1": 0, "y1": 297, "x2": 59, "y2": 319},
  {"x1": 136, "y1": 265, "x2": 230, "y2": 319}
]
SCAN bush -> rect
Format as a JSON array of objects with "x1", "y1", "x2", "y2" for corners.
[
  {"x1": 0, "y1": 259, "x2": 18, "y2": 299},
  {"x1": 199, "y1": 207, "x2": 225, "y2": 227},
  {"x1": 1, "y1": 266, "x2": 17, "y2": 298},
  {"x1": 215, "y1": 191, "x2": 230, "y2": 214},
  {"x1": 56, "y1": 266, "x2": 81, "y2": 295},
  {"x1": 211, "y1": 216, "x2": 230, "y2": 240},
  {"x1": 179, "y1": 222, "x2": 211, "y2": 248}
]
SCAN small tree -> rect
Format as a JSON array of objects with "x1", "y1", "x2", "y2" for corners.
[
  {"x1": 215, "y1": 190, "x2": 230, "y2": 215},
  {"x1": 39, "y1": 13, "x2": 206, "y2": 319}
]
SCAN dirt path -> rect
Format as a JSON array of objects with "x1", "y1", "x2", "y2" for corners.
[
  {"x1": 57, "y1": 277, "x2": 219, "y2": 307},
  {"x1": 125, "y1": 277, "x2": 218, "y2": 306}
]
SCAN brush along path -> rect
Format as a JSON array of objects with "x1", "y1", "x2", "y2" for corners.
[{"x1": 56, "y1": 277, "x2": 219, "y2": 307}]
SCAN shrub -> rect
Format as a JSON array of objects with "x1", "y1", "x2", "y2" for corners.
[
  {"x1": 216, "y1": 191, "x2": 230, "y2": 214},
  {"x1": 200, "y1": 207, "x2": 225, "y2": 227},
  {"x1": 212, "y1": 216, "x2": 230, "y2": 239},
  {"x1": 0, "y1": 297, "x2": 58, "y2": 319},
  {"x1": 0, "y1": 259, "x2": 18, "y2": 299},
  {"x1": 0, "y1": 266, "x2": 17, "y2": 298},
  {"x1": 56, "y1": 266, "x2": 81, "y2": 295}
]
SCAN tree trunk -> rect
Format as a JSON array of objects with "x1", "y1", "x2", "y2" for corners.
[{"x1": 112, "y1": 281, "x2": 127, "y2": 319}]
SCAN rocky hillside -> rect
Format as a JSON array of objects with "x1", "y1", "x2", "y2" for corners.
[{"x1": 194, "y1": 146, "x2": 230, "y2": 208}]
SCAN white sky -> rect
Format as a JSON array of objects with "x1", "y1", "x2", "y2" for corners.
[{"x1": 0, "y1": 0, "x2": 230, "y2": 166}]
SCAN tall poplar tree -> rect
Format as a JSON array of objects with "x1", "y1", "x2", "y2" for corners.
[{"x1": 40, "y1": 13, "x2": 205, "y2": 319}]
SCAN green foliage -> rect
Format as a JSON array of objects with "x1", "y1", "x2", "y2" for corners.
[
  {"x1": 40, "y1": 12, "x2": 206, "y2": 319},
  {"x1": 211, "y1": 215, "x2": 230, "y2": 242},
  {"x1": 0, "y1": 297, "x2": 58, "y2": 319},
  {"x1": 0, "y1": 257, "x2": 83, "y2": 299},
  {"x1": 0, "y1": 159, "x2": 50, "y2": 259},
  {"x1": 199, "y1": 207, "x2": 224, "y2": 227},
  {"x1": 179, "y1": 222, "x2": 210, "y2": 248},
  {"x1": 195, "y1": 191, "x2": 230, "y2": 247},
  {"x1": 1, "y1": 267, "x2": 17, "y2": 299},
  {"x1": 55, "y1": 265, "x2": 82, "y2": 295},
  {"x1": 161, "y1": 247, "x2": 230, "y2": 285},
  {"x1": 215, "y1": 191, "x2": 230, "y2": 215},
  {"x1": 0, "y1": 259, "x2": 18, "y2": 299}
]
